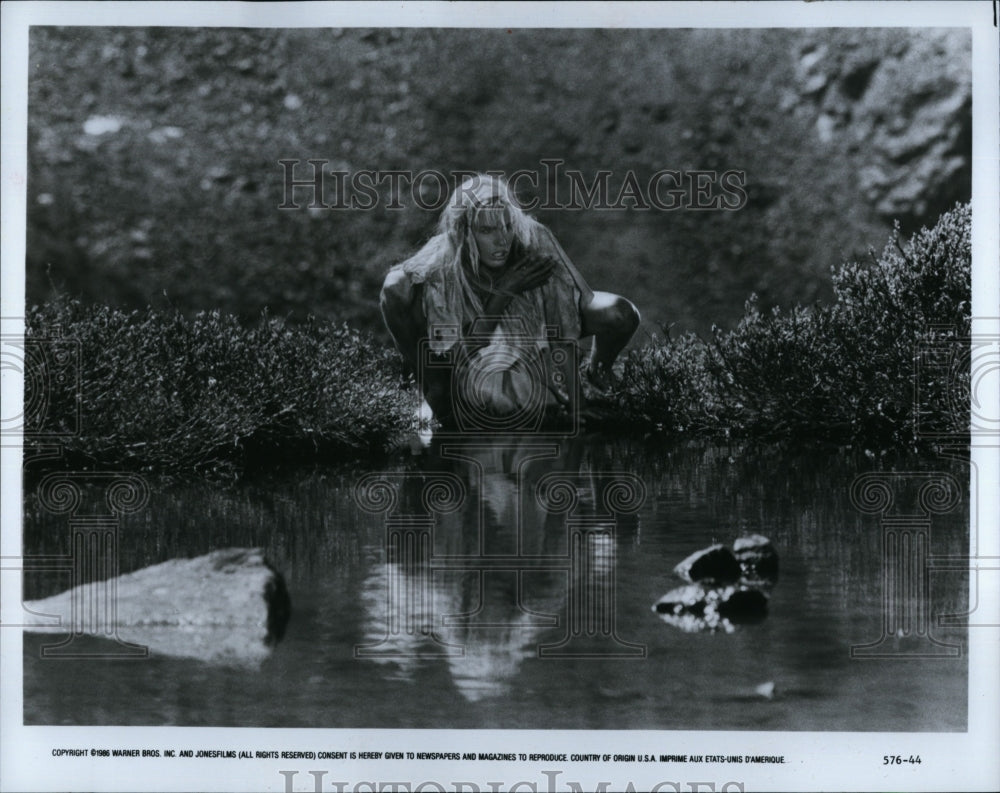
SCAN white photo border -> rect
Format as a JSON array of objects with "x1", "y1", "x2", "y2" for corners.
[{"x1": 2, "y1": 2, "x2": 998, "y2": 792}]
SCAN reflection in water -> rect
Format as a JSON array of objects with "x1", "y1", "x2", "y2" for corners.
[
  {"x1": 354, "y1": 436, "x2": 645, "y2": 701},
  {"x1": 21, "y1": 439, "x2": 971, "y2": 729}
]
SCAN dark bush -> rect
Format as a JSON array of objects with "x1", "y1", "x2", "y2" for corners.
[
  {"x1": 613, "y1": 202, "x2": 971, "y2": 449},
  {"x1": 25, "y1": 300, "x2": 416, "y2": 478},
  {"x1": 24, "y1": 203, "x2": 971, "y2": 475},
  {"x1": 615, "y1": 330, "x2": 721, "y2": 435}
]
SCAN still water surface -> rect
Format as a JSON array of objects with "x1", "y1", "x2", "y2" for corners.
[{"x1": 23, "y1": 436, "x2": 969, "y2": 730}]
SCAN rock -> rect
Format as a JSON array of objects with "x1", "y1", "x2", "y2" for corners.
[
  {"x1": 22, "y1": 548, "x2": 290, "y2": 666},
  {"x1": 653, "y1": 583, "x2": 768, "y2": 633},
  {"x1": 795, "y1": 45, "x2": 829, "y2": 96},
  {"x1": 800, "y1": 72, "x2": 828, "y2": 96},
  {"x1": 733, "y1": 533, "x2": 779, "y2": 583},
  {"x1": 82, "y1": 115, "x2": 123, "y2": 136},
  {"x1": 673, "y1": 543, "x2": 741, "y2": 585},
  {"x1": 654, "y1": 583, "x2": 710, "y2": 615},
  {"x1": 147, "y1": 126, "x2": 184, "y2": 145},
  {"x1": 840, "y1": 56, "x2": 879, "y2": 100},
  {"x1": 716, "y1": 587, "x2": 769, "y2": 623},
  {"x1": 754, "y1": 681, "x2": 776, "y2": 699},
  {"x1": 791, "y1": 28, "x2": 971, "y2": 227},
  {"x1": 815, "y1": 112, "x2": 837, "y2": 144},
  {"x1": 655, "y1": 535, "x2": 777, "y2": 633},
  {"x1": 653, "y1": 583, "x2": 724, "y2": 633}
]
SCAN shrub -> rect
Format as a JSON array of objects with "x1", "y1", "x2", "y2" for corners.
[
  {"x1": 615, "y1": 330, "x2": 720, "y2": 434},
  {"x1": 707, "y1": 298, "x2": 852, "y2": 442},
  {"x1": 25, "y1": 300, "x2": 417, "y2": 478},
  {"x1": 24, "y1": 203, "x2": 971, "y2": 471},
  {"x1": 613, "y1": 202, "x2": 971, "y2": 448},
  {"x1": 828, "y1": 203, "x2": 971, "y2": 443}
]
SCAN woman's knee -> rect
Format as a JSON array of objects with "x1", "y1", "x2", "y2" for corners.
[
  {"x1": 380, "y1": 268, "x2": 425, "y2": 369},
  {"x1": 582, "y1": 291, "x2": 640, "y2": 338},
  {"x1": 381, "y1": 269, "x2": 425, "y2": 342}
]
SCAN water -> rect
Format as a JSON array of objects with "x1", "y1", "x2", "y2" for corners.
[{"x1": 22, "y1": 436, "x2": 969, "y2": 730}]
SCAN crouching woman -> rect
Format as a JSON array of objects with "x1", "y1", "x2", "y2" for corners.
[{"x1": 380, "y1": 173, "x2": 639, "y2": 430}]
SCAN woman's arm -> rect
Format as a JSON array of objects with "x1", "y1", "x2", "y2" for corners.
[{"x1": 461, "y1": 250, "x2": 557, "y2": 341}]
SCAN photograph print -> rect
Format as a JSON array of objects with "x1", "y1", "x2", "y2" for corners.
[{"x1": 3, "y1": 4, "x2": 998, "y2": 793}]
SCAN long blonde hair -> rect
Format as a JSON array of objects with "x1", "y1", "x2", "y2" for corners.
[{"x1": 402, "y1": 173, "x2": 541, "y2": 323}]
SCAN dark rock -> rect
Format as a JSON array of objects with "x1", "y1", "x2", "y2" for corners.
[
  {"x1": 717, "y1": 588, "x2": 769, "y2": 624},
  {"x1": 652, "y1": 583, "x2": 768, "y2": 633},
  {"x1": 648, "y1": 102, "x2": 673, "y2": 123},
  {"x1": 733, "y1": 533, "x2": 779, "y2": 583},
  {"x1": 655, "y1": 535, "x2": 777, "y2": 632},
  {"x1": 840, "y1": 56, "x2": 879, "y2": 100},
  {"x1": 673, "y1": 543, "x2": 741, "y2": 585},
  {"x1": 264, "y1": 564, "x2": 292, "y2": 645}
]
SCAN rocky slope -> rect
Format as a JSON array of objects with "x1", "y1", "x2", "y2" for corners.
[{"x1": 25, "y1": 27, "x2": 971, "y2": 338}]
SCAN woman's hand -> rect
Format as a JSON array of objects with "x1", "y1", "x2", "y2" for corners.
[
  {"x1": 470, "y1": 251, "x2": 558, "y2": 339},
  {"x1": 496, "y1": 252, "x2": 557, "y2": 296}
]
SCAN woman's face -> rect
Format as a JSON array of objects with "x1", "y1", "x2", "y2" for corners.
[{"x1": 470, "y1": 208, "x2": 513, "y2": 270}]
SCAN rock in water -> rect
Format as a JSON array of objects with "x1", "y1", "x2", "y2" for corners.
[
  {"x1": 656, "y1": 535, "x2": 777, "y2": 633},
  {"x1": 22, "y1": 548, "x2": 290, "y2": 666},
  {"x1": 716, "y1": 588, "x2": 769, "y2": 624},
  {"x1": 673, "y1": 543, "x2": 741, "y2": 585},
  {"x1": 733, "y1": 534, "x2": 779, "y2": 583},
  {"x1": 754, "y1": 681, "x2": 776, "y2": 700},
  {"x1": 653, "y1": 583, "x2": 768, "y2": 633},
  {"x1": 654, "y1": 583, "x2": 711, "y2": 615}
]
